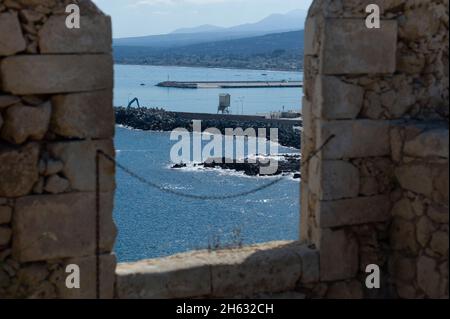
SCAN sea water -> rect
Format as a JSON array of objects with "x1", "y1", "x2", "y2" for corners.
[
  {"x1": 113, "y1": 65, "x2": 302, "y2": 262},
  {"x1": 114, "y1": 64, "x2": 303, "y2": 114}
]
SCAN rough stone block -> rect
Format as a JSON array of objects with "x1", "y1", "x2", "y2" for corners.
[
  {"x1": 303, "y1": 57, "x2": 318, "y2": 101},
  {"x1": 116, "y1": 251, "x2": 213, "y2": 299},
  {"x1": 321, "y1": 19, "x2": 397, "y2": 74},
  {"x1": 300, "y1": 185, "x2": 309, "y2": 243},
  {"x1": 0, "y1": 12, "x2": 27, "y2": 56},
  {"x1": 363, "y1": 91, "x2": 384, "y2": 119},
  {"x1": 301, "y1": 133, "x2": 315, "y2": 168},
  {"x1": 359, "y1": 176, "x2": 379, "y2": 196},
  {"x1": 0, "y1": 143, "x2": 39, "y2": 198},
  {"x1": 44, "y1": 159, "x2": 64, "y2": 176},
  {"x1": 427, "y1": 205, "x2": 449, "y2": 224},
  {"x1": 210, "y1": 242, "x2": 303, "y2": 297},
  {"x1": 19, "y1": 9, "x2": 45, "y2": 24},
  {"x1": 390, "y1": 254, "x2": 416, "y2": 283},
  {"x1": 0, "y1": 206, "x2": 12, "y2": 224},
  {"x1": 51, "y1": 90, "x2": 114, "y2": 139},
  {"x1": 400, "y1": 5, "x2": 441, "y2": 41},
  {"x1": 308, "y1": 158, "x2": 359, "y2": 200},
  {"x1": 390, "y1": 126, "x2": 404, "y2": 163},
  {"x1": 320, "y1": 0, "x2": 387, "y2": 18},
  {"x1": 325, "y1": 280, "x2": 364, "y2": 299},
  {"x1": 56, "y1": 254, "x2": 116, "y2": 299},
  {"x1": 396, "y1": 281, "x2": 418, "y2": 299},
  {"x1": 417, "y1": 255, "x2": 443, "y2": 298},
  {"x1": 1, "y1": 102, "x2": 51, "y2": 144},
  {"x1": 16, "y1": 263, "x2": 49, "y2": 289},
  {"x1": 391, "y1": 198, "x2": 415, "y2": 221},
  {"x1": 395, "y1": 164, "x2": 433, "y2": 197},
  {"x1": 390, "y1": 218, "x2": 418, "y2": 254},
  {"x1": 317, "y1": 120, "x2": 390, "y2": 159},
  {"x1": 116, "y1": 241, "x2": 304, "y2": 299},
  {"x1": 432, "y1": 164, "x2": 449, "y2": 205},
  {"x1": 319, "y1": 228, "x2": 359, "y2": 281},
  {"x1": 317, "y1": 195, "x2": 391, "y2": 228},
  {"x1": 305, "y1": 191, "x2": 322, "y2": 246},
  {"x1": 429, "y1": 231, "x2": 448, "y2": 257},
  {"x1": 304, "y1": 17, "x2": 319, "y2": 56},
  {"x1": 48, "y1": 140, "x2": 115, "y2": 192},
  {"x1": 404, "y1": 128, "x2": 449, "y2": 158},
  {"x1": 298, "y1": 245, "x2": 319, "y2": 284},
  {"x1": 300, "y1": 138, "x2": 309, "y2": 183},
  {"x1": 314, "y1": 76, "x2": 364, "y2": 120},
  {"x1": 0, "y1": 55, "x2": 113, "y2": 95},
  {"x1": 12, "y1": 192, "x2": 117, "y2": 262},
  {"x1": 44, "y1": 175, "x2": 70, "y2": 194},
  {"x1": 39, "y1": 15, "x2": 112, "y2": 53},
  {"x1": 0, "y1": 95, "x2": 20, "y2": 109},
  {"x1": 0, "y1": 226, "x2": 12, "y2": 246},
  {"x1": 302, "y1": 97, "x2": 314, "y2": 138}
]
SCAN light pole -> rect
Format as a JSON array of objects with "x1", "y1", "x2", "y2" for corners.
[{"x1": 236, "y1": 97, "x2": 245, "y2": 115}]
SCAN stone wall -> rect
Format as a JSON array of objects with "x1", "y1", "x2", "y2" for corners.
[
  {"x1": 301, "y1": 0, "x2": 448, "y2": 299},
  {"x1": 0, "y1": 0, "x2": 116, "y2": 298},
  {"x1": 389, "y1": 121, "x2": 448, "y2": 298},
  {"x1": 90, "y1": 0, "x2": 450, "y2": 300},
  {"x1": 116, "y1": 241, "x2": 319, "y2": 299},
  {"x1": 1, "y1": 0, "x2": 448, "y2": 299}
]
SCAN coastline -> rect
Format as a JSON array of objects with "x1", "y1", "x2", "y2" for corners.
[
  {"x1": 115, "y1": 107, "x2": 302, "y2": 150},
  {"x1": 174, "y1": 155, "x2": 301, "y2": 179},
  {"x1": 114, "y1": 62, "x2": 303, "y2": 73}
]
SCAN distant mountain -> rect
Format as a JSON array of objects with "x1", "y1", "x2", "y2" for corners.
[
  {"x1": 172, "y1": 24, "x2": 226, "y2": 34},
  {"x1": 113, "y1": 31, "x2": 265, "y2": 48},
  {"x1": 113, "y1": 9, "x2": 307, "y2": 49},
  {"x1": 114, "y1": 31, "x2": 304, "y2": 59},
  {"x1": 113, "y1": 30, "x2": 304, "y2": 71},
  {"x1": 171, "y1": 30, "x2": 304, "y2": 56},
  {"x1": 170, "y1": 9, "x2": 308, "y2": 35},
  {"x1": 226, "y1": 9, "x2": 307, "y2": 33}
]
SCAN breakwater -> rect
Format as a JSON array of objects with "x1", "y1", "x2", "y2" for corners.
[
  {"x1": 156, "y1": 81, "x2": 303, "y2": 89},
  {"x1": 114, "y1": 107, "x2": 301, "y2": 149}
]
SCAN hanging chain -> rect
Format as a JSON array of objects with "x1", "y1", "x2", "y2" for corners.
[
  {"x1": 94, "y1": 134, "x2": 335, "y2": 298},
  {"x1": 98, "y1": 150, "x2": 286, "y2": 200}
]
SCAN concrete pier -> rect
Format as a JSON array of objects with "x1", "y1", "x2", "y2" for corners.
[
  {"x1": 174, "y1": 111, "x2": 301, "y2": 127},
  {"x1": 156, "y1": 81, "x2": 303, "y2": 89}
]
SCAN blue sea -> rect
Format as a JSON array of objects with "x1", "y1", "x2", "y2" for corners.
[
  {"x1": 113, "y1": 65, "x2": 302, "y2": 262},
  {"x1": 114, "y1": 64, "x2": 303, "y2": 114}
]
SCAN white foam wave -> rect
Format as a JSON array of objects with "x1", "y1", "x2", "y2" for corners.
[{"x1": 166, "y1": 162, "x2": 300, "y2": 181}]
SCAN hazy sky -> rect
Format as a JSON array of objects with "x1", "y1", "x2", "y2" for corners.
[{"x1": 92, "y1": 0, "x2": 313, "y2": 38}]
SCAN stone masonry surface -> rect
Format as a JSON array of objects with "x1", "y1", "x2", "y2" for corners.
[
  {"x1": 0, "y1": 0, "x2": 116, "y2": 299},
  {"x1": 116, "y1": 0, "x2": 448, "y2": 298},
  {"x1": 301, "y1": 0, "x2": 448, "y2": 299},
  {"x1": 0, "y1": 0, "x2": 448, "y2": 299}
]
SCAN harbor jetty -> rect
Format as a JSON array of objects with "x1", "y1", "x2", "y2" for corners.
[
  {"x1": 115, "y1": 107, "x2": 301, "y2": 149},
  {"x1": 156, "y1": 81, "x2": 303, "y2": 89}
]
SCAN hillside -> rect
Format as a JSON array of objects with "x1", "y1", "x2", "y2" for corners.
[
  {"x1": 113, "y1": 31, "x2": 266, "y2": 48},
  {"x1": 113, "y1": 9, "x2": 307, "y2": 49},
  {"x1": 114, "y1": 30, "x2": 304, "y2": 71},
  {"x1": 172, "y1": 24, "x2": 226, "y2": 34},
  {"x1": 167, "y1": 30, "x2": 303, "y2": 55}
]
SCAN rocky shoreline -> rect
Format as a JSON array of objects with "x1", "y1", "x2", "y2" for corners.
[
  {"x1": 115, "y1": 107, "x2": 301, "y2": 149},
  {"x1": 172, "y1": 155, "x2": 301, "y2": 179}
]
